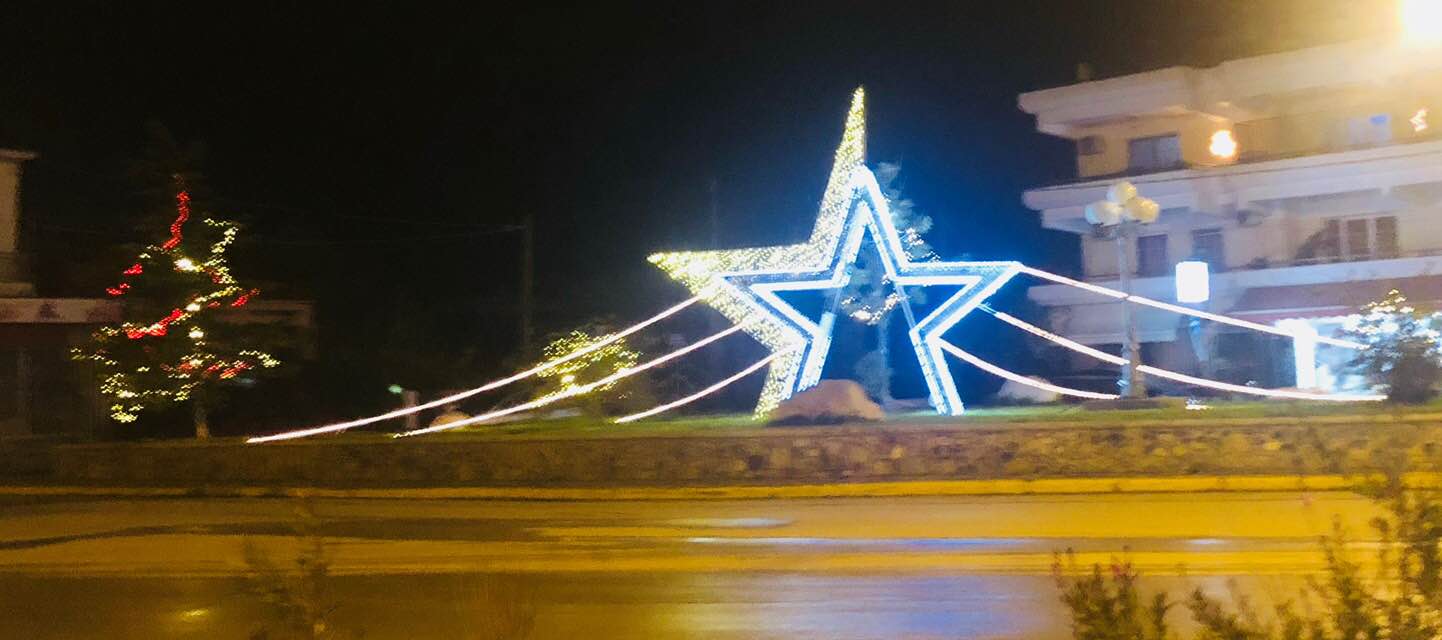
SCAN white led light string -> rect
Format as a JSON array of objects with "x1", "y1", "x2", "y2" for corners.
[
  {"x1": 616, "y1": 350, "x2": 794, "y2": 424},
  {"x1": 935, "y1": 341, "x2": 1119, "y2": 400},
  {"x1": 247, "y1": 295, "x2": 706, "y2": 443},
  {"x1": 397, "y1": 321, "x2": 754, "y2": 437},
  {"x1": 977, "y1": 307, "x2": 1383, "y2": 402},
  {"x1": 1016, "y1": 265, "x2": 1366, "y2": 350}
]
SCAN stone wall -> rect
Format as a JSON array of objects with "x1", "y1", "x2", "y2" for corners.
[
  {"x1": 49, "y1": 419, "x2": 1442, "y2": 488},
  {"x1": 0, "y1": 436, "x2": 70, "y2": 481}
]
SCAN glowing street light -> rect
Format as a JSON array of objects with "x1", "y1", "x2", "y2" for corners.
[
  {"x1": 1208, "y1": 130, "x2": 1238, "y2": 160},
  {"x1": 1086, "y1": 181, "x2": 1160, "y2": 399}
]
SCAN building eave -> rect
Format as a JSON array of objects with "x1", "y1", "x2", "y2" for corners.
[{"x1": 0, "y1": 149, "x2": 38, "y2": 162}]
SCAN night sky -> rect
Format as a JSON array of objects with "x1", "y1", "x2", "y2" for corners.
[{"x1": 0, "y1": 1, "x2": 1402, "y2": 418}]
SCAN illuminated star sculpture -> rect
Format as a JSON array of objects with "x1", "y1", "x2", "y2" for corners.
[{"x1": 649, "y1": 88, "x2": 1019, "y2": 415}]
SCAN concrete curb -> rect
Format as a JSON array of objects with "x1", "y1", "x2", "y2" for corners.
[{"x1": 1, "y1": 473, "x2": 1433, "y2": 501}]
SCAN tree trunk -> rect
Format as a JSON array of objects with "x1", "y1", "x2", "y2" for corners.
[
  {"x1": 876, "y1": 313, "x2": 894, "y2": 404},
  {"x1": 193, "y1": 391, "x2": 210, "y2": 440}
]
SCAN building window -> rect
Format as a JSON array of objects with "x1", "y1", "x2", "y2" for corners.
[
  {"x1": 1345, "y1": 113, "x2": 1392, "y2": 147},
  {"x1": 1344, "y1": 219, "x2": 1370, "y2": 260},
  {"x1": 1319, "y1": 219, "x2": 1342, "y2": 261},
  {"x1": 1191, "y1": 228, "x2": 1225, "y2": 270},
  {"x1": 1127, "y1": 134, "x2": 1182, "y2": 172},
  {"x1": 1136, "y1": 234, "x2": 1169, "y2": 276},
  {"x1": 1321, "y1": 215, "x2": 1399, "y2": 261},
  {"x1": 1375, "y1": 216, "x2": 1399, "y2": 257},
  {"x1": 1077, "y1": 136, "x2": 1105, "y2": 156}
]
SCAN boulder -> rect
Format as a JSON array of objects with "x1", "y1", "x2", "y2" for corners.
[
  {"x1": 993, "y1": 377, "x2": 1060, "y2": 404},
  {"x1": 767, "y1": 380, "x2": 885, "y2": 426}
]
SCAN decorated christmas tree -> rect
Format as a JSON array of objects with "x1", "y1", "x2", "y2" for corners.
[{"x1": 75, "y1": 180, "x2": 279, "y2": 438}]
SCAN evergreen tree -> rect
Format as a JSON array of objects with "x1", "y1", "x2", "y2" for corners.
[
  {"x1": 840, "y1": 162, "x2": 935, "y2": 402},
  {"x1": 75, "y1": 179, "x2": 279, "y2": 438},
  {"x1": 1343, "y1": 289, "x2": 1442, "y2": 403}
]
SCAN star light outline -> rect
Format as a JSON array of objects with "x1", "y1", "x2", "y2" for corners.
[{"x1": 648, "y1": 88, "x2": 1018, "y2": 415}]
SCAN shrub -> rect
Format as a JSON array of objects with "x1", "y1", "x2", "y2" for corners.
[
  {"x1": 1055, "y1": 471, "x2": 1442, "y2": 639},
  {"x1": 1344, "y1": 289, "x2": 1442, "y2": 404}
]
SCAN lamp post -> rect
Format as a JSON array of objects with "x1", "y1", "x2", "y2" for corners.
[{"x1": 1086, "y1": 181, "x2": 1161, "y2": 399}]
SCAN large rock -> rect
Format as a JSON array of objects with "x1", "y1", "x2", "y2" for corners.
[
  {"x1": 993, "y1": 377, "x2": 1060, "y2": 404},
  {"x1": 767, "y1": 380, "x2": 885, "y2": 425}
]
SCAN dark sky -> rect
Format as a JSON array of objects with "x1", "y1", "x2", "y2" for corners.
[{"x1": 0, "y1": 1, "x2": 1402, "y2": 403}]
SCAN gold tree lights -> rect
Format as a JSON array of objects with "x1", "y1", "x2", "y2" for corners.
[
  {"x1": 537, "y1": 330, "x2": 640, "y2": 396},
  {"x1": 75, "y1": 189, "x2": 280, "y2": 427}
]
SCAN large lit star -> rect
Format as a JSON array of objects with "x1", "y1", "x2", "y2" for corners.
[{"x1": 649, "y1": 88, "x2": 1018, "y2": 415}]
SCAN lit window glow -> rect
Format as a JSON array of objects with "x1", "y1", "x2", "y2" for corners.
[
  {"x1": 1402, "y1": 0, "x2": 1442, "y2": 47},
  {"x1": 1413, "y1": 108, "x2": 1429, "y2": 132},
  {"x1": 1276, "y1": 318, "x2": 1319, "y2": 389},
  {"x1": 1174, "y1": 260, "x2": 1210, "y2": 303}
]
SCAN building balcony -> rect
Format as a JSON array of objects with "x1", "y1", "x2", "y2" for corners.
[{"x1": 1023, "y1": 139, "x2": 1442, "y2": 234}]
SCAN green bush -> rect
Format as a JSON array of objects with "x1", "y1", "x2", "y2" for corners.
[{"x1": 1344, "y1": 289, "x2": 1442, "y2": 404}]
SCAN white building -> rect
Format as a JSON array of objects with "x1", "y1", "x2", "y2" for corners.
[{"x1": 1018, "y1": 40, "x2": 1442, "y2": 391}]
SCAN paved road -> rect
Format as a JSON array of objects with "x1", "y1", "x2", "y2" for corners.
[{"x1": 0, "y1": 491, "x2": 1385, "y2": 638}]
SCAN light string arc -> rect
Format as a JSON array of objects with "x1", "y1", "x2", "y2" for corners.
[
  {"x1": 397, "y1": 321, "x2": 753, "y2": 437},
  {"x1": 935, "y1": 341, "x2": 1119, "y2": 401},
  {"x1": 1015, "y1": 265, "x2": 1367, "y2": 350},
  {"x1": 616, "y1": 350, "x2": 792, "y2": 424},
  {"x1": 247, "y1": 294, "x2": 706, "y2": 443},
  {"x1": 978, "y1": 307, "x2": 1384, "y2": 402}
]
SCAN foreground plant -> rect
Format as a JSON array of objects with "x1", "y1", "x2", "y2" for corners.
[
  {"x1": 1053, "y1": 553, "x2": 1170, "y2": 640},
  {"x1": 243, "y1": 498, "x2": 346, "y2": 640},
  {"x1": 1056, "y1": 473, "x2": 1442, "y2": 639}
]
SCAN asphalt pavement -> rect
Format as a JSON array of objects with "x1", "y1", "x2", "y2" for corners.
[{"x1": 0, "y1": 491, "x2": 1385, "y2": 638}]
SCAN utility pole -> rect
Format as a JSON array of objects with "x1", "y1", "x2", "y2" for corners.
[
  {"x1": 520, "y1": 212, "x2": 535, "y2": 352},
  {"x1": 709, "y1": 178, "x2": 720, "y2": 250},
  {"x1": 706, "y1": 178, "x2": 728, "y2": 391}
]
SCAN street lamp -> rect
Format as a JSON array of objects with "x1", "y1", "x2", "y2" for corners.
[{"x1": 1086, "y1": 181, "x2": 1161, "y2": 399}]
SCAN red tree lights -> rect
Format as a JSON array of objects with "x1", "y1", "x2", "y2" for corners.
[{"x1": 75, "y1": 187, "x2": 280, "y2": 435}]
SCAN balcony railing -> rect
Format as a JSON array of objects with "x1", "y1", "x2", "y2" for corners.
[{"x1": 1084, "y1": 249, "x2": 1442, "y2": 282}]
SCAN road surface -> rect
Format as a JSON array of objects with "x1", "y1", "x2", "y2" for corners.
[{"x1": 0, "y1": 491, "x2": 1385, "y2": 638}]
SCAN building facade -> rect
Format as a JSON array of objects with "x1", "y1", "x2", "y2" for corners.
[
  {"x1": 1018, "y1": 40, "x2": 1442, "y2": 392},
  {"x1": 0, "y1": 150, "x2": 121, "y2": 436}
]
